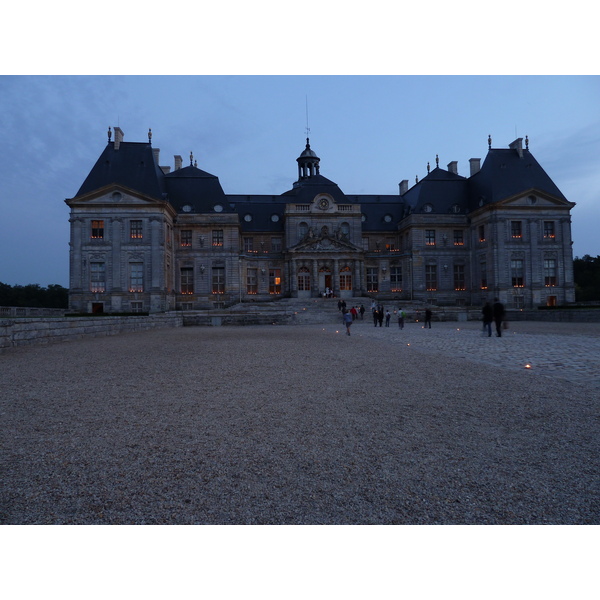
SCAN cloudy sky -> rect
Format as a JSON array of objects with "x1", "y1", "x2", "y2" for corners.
[{"x1": 2, "y1": 74, "x2": 598, "y2": 287}]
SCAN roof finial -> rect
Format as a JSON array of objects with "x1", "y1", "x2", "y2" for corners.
[
  {"x1": 148, "y1": 128, "x2": 152, "y2": 144},
  {"x1": 488, "y1": 134, "x2": 492, "y2": 149},
  {"x1": 525, "y1": 135, "x2": 529, "y2": 150},
  {"x1": 108, "y1": 126, "x2": 112, "y2": 142},
  {"x1": 415, "y1": 175, "x2": 419, "y2": 183},
  {"x1": 305, "y1": 95, "x2": 311, "y2": 140},
  {"x1": 194, "y1": 160, "x2": 198, "y2": 168},
  {"x1": 436, "y1": 154, "x2": 439, "y2": 168},
  {"x1": 190, "y1": 151, "x2": 194, "y2": 166},
  {"x1": 427, "y1": 162, "x2": 430, "y2": 174}
]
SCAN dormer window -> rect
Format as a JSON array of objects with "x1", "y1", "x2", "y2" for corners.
[{"x1": 423, "y1": 204, "x2": 433, "y2": 213}]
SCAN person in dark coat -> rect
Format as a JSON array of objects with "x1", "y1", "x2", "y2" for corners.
[
  {"x1": 359, "y1": 304, "x2": 365, "y2": 320},
  {"x1": 424, "y1": 308, "x2": 432, "y2": 329},
  {"x1": 492, "y1": 298, "x2": 505, "y2": 337},
  {"x1": 482, "y1": 301, "x2": 493, "y2": 337},
  {"x1": 377, "y1": 308, "x2": 384, "y2": 327}
]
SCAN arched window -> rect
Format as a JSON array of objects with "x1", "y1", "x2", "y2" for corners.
[
  {"x1": 339, "y1": 265, "x2": 352, "y2": 291},
  {"x1": 299, "y1": 222, "x2": 308, "y2": 239},
  {"x1": 341, "y1": 222, "x2": 350, "y2": 237}
]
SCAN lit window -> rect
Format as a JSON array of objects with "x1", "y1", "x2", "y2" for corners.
[
  {"x1": 269, "y1": 269, "x2": 281, "y2": 294},
  {"x1": 181, "y1": 230, "x2": 192, "y2": 247},
  {"x1": 511, "y1": 221, "x2": 522, "y2": 239},
  {"x1": 130, "y1": 220, "x2": 143, "y2": 239},
  {"x1": 180, "y1": 267, "x2": 194, "y2": 294},
  {"x1": 366, "y1": 267, "x2": 378, "y2": 292},
  {"x1": 339, "y1": 266, "x2": 352, "y2": 291},
  {"x1": 247, "y1": 268, "x2": 257, "y2": 294},
  {"x1": 480, "y1": 261, "x2": 487, "y2": 290},
  {"x1": 91, "y1": 220, "x2": 104, "y2": 239},
  {"x1": 425, "y1": 230, "x2": 436, "y2": 246},
  {"x1": 511, "y1": 259, "x2": 524, "y2": 287},
  {"x1": 390, "y1": 266, "x2": 402, "y2": 292},
  {"x1": 544, "y1": 221, "x2": 555, "y2": 239},
  {"x1": 90, "y1": 262, "x2": 105, "y2": 292},
  {"x1": 212, "y1": 267, "x2": 225, "y2": 294},
  {"x1": 129, "y1": 262, "x2": 143, "y2": 292},
  {"x1": 212, "y1": 230, "x2": 224, "y2": 247},
  {"x1": 544, "y1": 259, "x2": 557, "y2": 286},
  {"x1": 478, "y1": 225, "x2": 485, "y2": 242},
  {"x1": 453, "y1": 264, "x2": 465, "y2": 291},
  {"x1": 453, "y1": 230, "x2": 464, "y2": 246},
  {"x1": 425, "y1": 265, "x2": 437, "y2": 291}
]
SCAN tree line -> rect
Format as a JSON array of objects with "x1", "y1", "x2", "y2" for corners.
[
  {"x1": 0, "y1": 282, "x2": 68, "y2": 308},
  {"x1": 1, "y1": 257, "x2": 599, "y2": 308}
]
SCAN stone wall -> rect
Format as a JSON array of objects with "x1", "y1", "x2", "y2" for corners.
[{"x1": 0, "y1": 314, "x2": 183, "y2": 351}]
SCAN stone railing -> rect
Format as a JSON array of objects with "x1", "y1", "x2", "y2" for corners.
[{"x1": 0, "y1": 313, "x2": 183, "y2": 352}]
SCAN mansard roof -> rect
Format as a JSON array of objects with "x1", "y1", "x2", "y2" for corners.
[
  {"x1": 281, "y1": 174, "x2": 347, "y2": 204},
  {"x1": 75, "y1": 141, "x2": 166, "y2": 200},
  {"x1": 468, "y1": 147, "x2": 568, "y2": 210},
  {"x1": 164, "y1": 165, "x2": 231, "y2": 213},
  {"x1": 402, "y1": 167, "x2": 469, "y2": 215},
  {"x1": 226, "y1": 195, "x2": 286, "y2": 232}
]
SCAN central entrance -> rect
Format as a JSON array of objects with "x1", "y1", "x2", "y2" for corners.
[{"x1": 318, "y1": 266, "x2": 332, "y2": 296}]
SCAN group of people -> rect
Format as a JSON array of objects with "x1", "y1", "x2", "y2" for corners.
[{"x1": 481, "y1": 298, "x2": 506, "y2": 337}]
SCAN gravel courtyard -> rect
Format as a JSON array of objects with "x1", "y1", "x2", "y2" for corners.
[{"x1": 1, "y1": 322, "x2": 598, "y2": 524}]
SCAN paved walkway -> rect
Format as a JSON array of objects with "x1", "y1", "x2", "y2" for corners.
[{"x1": 329, "y1": 319, "x2": 600, "y2": 390}]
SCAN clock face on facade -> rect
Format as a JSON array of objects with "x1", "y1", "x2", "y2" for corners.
[{"x1": 318, "y1": 197, "x2": 329, "y2": 210}]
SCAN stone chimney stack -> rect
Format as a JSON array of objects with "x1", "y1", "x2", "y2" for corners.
[
  {"x1": 509, "y1": 138, "x2": 524, "y2": 158},
  {"x1": 152, "y1": 147, "x2": 160, "y2": 165},
  {"x1": 469, "y1": 158, "x2": 481, "y2": 176},
  {"x1": 160, "y1": 166, "x2": 171, "y2": 174},
  {"x1": 447, "y1": 161, "x2": 458, "y2": 175},
  {"x1": 113, "y1": 127, "x2": 124, "y2": 150},
  {"x1": 174, "y1": 155, "x2": 183, "y2": 170},
  {"x1": 399, "y1": 180, "x2": 409, "y2": 195}
]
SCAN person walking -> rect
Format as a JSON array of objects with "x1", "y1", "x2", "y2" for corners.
[
  {"x1": 492, "y1": 298, "x2": 505, "y2": 337},
  {"x1": 342, "y1": 308, "x2": 353, "y2": 336},
  {"x1": 359, "y1": 304, "x2": 365, "y2": 320},
  {"x1": 350, "y1": 306, "x2": 358, "y2": 321},
  {"x1": 482, "y1": 301, "x2": 493, "y2": 337},
  {"x1": 377, "y1": 307, "x2": 384, "y2": 327},
  {"x1": 385, "y1": 310, "x2": 391, "y2": 327},
  {"x1": 373, "y1": 308, "x2": 379, "y2": 327},
  {"x1": 397, "y1": 307, "x2": 405, "y2": 329}
]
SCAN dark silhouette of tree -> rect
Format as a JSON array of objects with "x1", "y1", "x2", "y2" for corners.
[
  {"x1": 0, "y1": 282, "x2": 68, "y2": 308},
  {"x1": 573, "y1": 255, "x2": 600, "y2": 302}
]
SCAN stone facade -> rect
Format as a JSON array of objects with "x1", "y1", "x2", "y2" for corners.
[{"x1": 65, "y1": 130, "x2": 575, "y2": 313}]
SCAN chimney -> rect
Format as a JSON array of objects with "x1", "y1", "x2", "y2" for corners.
[
  {"x1": 447, "y1": 161, "x2": 458, "y2": 175},
  {"x1": 469, "y1": 158, "x2": 481, "y2": 176},
  {"x1": 509, "y1": 138, "x2": 523, "y2": 158},
  {"x1": 152, "y1": 147, "x2": 160, "y2": 165},
  {"x1": 160, "y1": 166, "x2": 171, "y2": 174},
  {"x1": 174, "y1": 155, "x2": 183, "y2": 170},
  {"x1": 399, "y1": 180, "x2": 409, "y2": 195},
  {"x1": 113, "y1": 127, "x2": 124, "y2": 150}
]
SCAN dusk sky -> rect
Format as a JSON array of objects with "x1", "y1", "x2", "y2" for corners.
[{"x1": 1, "y1": 74, "x2": 598, "y2": 288}]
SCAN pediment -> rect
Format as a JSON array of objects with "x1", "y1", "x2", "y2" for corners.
[
  {"x1": 498, "y1": 189, "x2": 574, "y2": 209},
  {"x1": 290, "y1": 234, "x2": 362, "y2": 253},
  {"x1": 67, "y1": 185, "x2": 163, "y2": 206}
]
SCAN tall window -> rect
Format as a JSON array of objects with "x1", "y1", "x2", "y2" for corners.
[
  {"x1": 247, "y1": 268, "x2": 257, "y2": 294},
  {"x1": 544, "y1": 221, "x2": 555, "y2": 239},
  {"x1": 181, "y1": 230, "x2": 192, "y2": 247},
  {"x1": 269, "y1": 269, "x2": 281, "y2": 294},
  {"x1": 390, "y1": 266, "x2": 402, "y2": 292},
  {"x1": 212, "y1": 230, "x2": 224, "y2": 247},
  {"x1": 511, "y1": 221, "x2": 522, "y2": 238},
  {"x1": 91, "y1": 220, "x2": 104, "y2": 239},
  {"x1": 362, "y1": 237, "x2": 370, "y2": 251},
  {"x1": 453, "y1": 230, "x2": 464, "y2": 246},
  {"x1": 297, "y1": 267, "x2": 311, "y2": 291},
  {"x1": 366, "y1": 268, "x2": 378, "y2": 292},
  {"x1": 271, "y1": 238, "x2": 282, "y2": 253},
  {"x1": 339, "y1": 266, "x2": 352, "y2": 291},
  {"x1": 544, "y1": 259, "x2": 557, "y2": 286},
  {"x1": 511, "y1": 259, "x2": 524, "y2": 287},
  {"x1": 425, "y1": 265, "x2": 437, "y2": 291},
  {"x1": 341, "y1": 222, "x2": 350, "y2": 237},
  {"x1": 299, "y1": 222, "x2": 308, "y2": 239},
  {"x1": 212, "y1": 267, "x2": 225, "y2": 294},
  {"x1": 453, "y1": 264, "x2": 465, "y2": 291},
  {"x1": 480, "y1": 261, "x2": 487, "y2": 290},
  {"x1": 90, "y1": 262, "x2": 105, "y2": 292},
  {"x1": 478, "y1": 225, "x2": 485, "y2": 242},
  {"x1": 425, "y1": 230, "x2": 436, "y2": 246},
  {"x1": 244, "y1": 237, "x2": 254, "y2": 253},
  {"x1": 180, "y1": 267, "x2": 194, "y2": 294},
  {"x1": 129, "y1": 262, "x2": 143, "y2": 292},
  {"x1": 130, "y1": 220, "x2": 143, "y2": 239}
]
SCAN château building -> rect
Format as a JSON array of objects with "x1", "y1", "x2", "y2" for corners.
[{"x1": 65, "y1": 127, "x2": 576, "y2": 313}]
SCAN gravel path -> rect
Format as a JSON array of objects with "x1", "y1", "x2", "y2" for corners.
[{"x1": 1, "y1": 322, "x2": 598, "y2": 524}]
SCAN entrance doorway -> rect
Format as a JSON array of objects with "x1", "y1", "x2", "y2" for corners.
[
  {"x1": 318, "y1": 268, "x2": 332, "y2": 296},
  {"x1": 91, "y1": 302, "x2": 104, "y2": 314}
]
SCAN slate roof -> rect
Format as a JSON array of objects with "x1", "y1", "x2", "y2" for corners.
[
  {"x1": 401, "y1": 167, "x2": 469, "y2": 215},
  {"x1": 467, "y1": 148, "x2": 568, "y2": 210},
  {"x1": 75, "y1": 142, "x2": 166, "y2": 200},
  {"x1": 226, "y1": 195, "x2": 286, "y2": 232},
  {"x1": 281, "y1": 174, "x2": 347, "y2": 204},
  {"x1": 164, "y1": 165, "x2": 231, "y2": 213}
]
